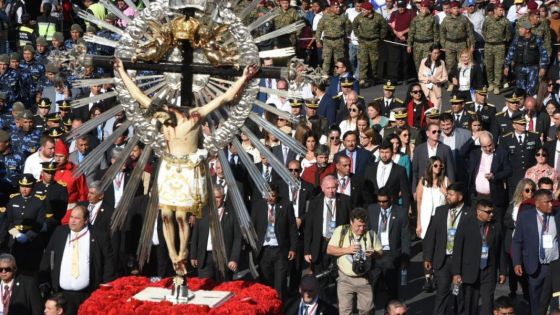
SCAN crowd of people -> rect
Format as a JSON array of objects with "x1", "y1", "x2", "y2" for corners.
[{"x1": 0, "y1": 0, "x2": 560, "y2": 315}]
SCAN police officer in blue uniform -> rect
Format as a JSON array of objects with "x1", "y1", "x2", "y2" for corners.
[
  {"x1": 0, "y1": 53, "x2": 22, "y2": 107},
  {"x1": 10, "y1": 110, "x2": 41, "y2": 157},
  {"x1": 64, "y1": 24, "x2": 83, "y2": 51},
  {"x1": 20, "y1": 45, "x2": 46, "y2": 106},
  {"x1": 95, "y1": 13, "x2": 121, "y2": 56},
  {"x1": 0, "y1": 129, "x2": 25, "y2": 204},
  {"x1": 6, "y1": 174, "x2": 47, "y2": 274},
  {"x1": 34, "y1": 36, "x2": 50, "y2": 65}
]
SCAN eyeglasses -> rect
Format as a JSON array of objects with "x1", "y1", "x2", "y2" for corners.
[
  {"x1": 431, "y1": 130, "x2": 442, "y2": 134},
  {"x1": 378, "y1": 199, "x2": 390, "y2": 204},
  {"x1": 330, "y1": 136, "x2": 338, "y2": 140},
  {"x1": 411, "y1": 90, "x2": 422, "y2": 94},
  {"x1": 334, "y1": 65, "x2": 342, "y2": 69},
  {"x1": 0, "y1": 267, "x2": 12, "y2": 273},
  {"x1": 350, "y1": 108, "x2": 359, "y2": 112},
  {"x1": 433, "y1": 164, "x2": 444, "y2": 168},
  {"x1": 536, "y1": 153, "x2": 547, "y2": 157},
  {"x1": 401, "y1": 134, "x2": 409, "y2": 137},
  {"x1": 478, "y1": 208, "x2": 494, "y2": 214},
  {"x1": 289, "y1": 168, "x2": 301, "y2": 173},
  {"x1": 525, "y1": 188, "x2": 534, "y2": 193}
]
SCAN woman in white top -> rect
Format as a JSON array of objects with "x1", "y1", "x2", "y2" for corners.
[
  {"x1": 339, "y1": 103, "x2": 363, "y2": 136},
  {"x1": 300, "y1": 131, "x2": 319, "y2": 172},
  {"x1": 415, "y1": 156, "x2": 450, "y2": 239}
]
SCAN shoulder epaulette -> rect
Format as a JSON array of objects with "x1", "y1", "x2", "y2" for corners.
[
  {"x1": 45, "y1": 213, "x2": 53, "y2": 218},
  {"x1": 9, "y1": 193, "x2": 20, "y2": 198},
  {"x1": 34, "y1": 194, "x2": 46, "y2": 201},
  {"x1": 495, "y1": 111, "x2": 506, "y2": 116},
  {"x1": 529, "y1": 130, "x2": 540, "y2": 135},
  {"x1": 57, "y1": 180, "x2": 67, "y2": 187},
  {"x1": 0, "y1": 207, "x2": 5, "y2": 213},
  {"x1": 395, "y1": 98, "x2": 403, "y2": 103},
  {"x1": 332, "y1": 95, "x2": 342, "y2": 100},
  {"x1": 465, "y1": 101, "x2": 474, "y2": 105},
  {"x1": 358, "y1": 95, "x2": 364, "y2": 99},
  {"x1": 444, "y1": 109, "x2": 452, "y2": 113},
  {"x1": 487, "y1": 103, "x2": 495, "y2": 107},
  {"x1": 502, "y1": 132, "x2": 513, "y2": 137},
  {"x1": 374, "y1": 96, "x2": 383, "y2": 101},
  {"x1": 467, "y1": 110, "x2": 476, "y2": 115}
]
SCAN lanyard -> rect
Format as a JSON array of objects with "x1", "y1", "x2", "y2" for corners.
[
  {"x1": 538, "y1": 214, "x2": 550, "y2": 234},
  {"x1": 480, "y1": 224, "x2": 489, "y2": 244},
  {"x1": 69, "y1": 229, "x2": 89, "y2": 244}
]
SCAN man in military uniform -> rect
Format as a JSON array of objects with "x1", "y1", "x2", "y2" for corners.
[
  {"x1": 467, "y1": 86, "x2": 496, "y2": 131},
  {"x1": 352, "y1": 2, "x2": 387, "y2": 87},
  {"x1": 64, "y1": 24, "x2": 83, "y2": 51},
  {"x1": 384, "y1": 108, "x2": 422, "y2": 144},
  {"x1": 504, "y1": 21, "x2": 548, "y2": 96},
  {"x1": 499, "y1": 113, "x2": 541, "y2": 199},
  {"x1": 45, "y1": 113, "x2": 62, "y2": 131},
  {"x1": 304, "y1": 98, "x2": 329, "y2": 135},
  {"x1": 289, "y1": 98, "x2": 305, "y2": 121},
  {"x1": 9, "y1": 52, "x2": 21, "y2": 71},
  {"x1": 0, "y1": 54, "x2": 21, "y2": 107},
  {"x1": 19, "y1": 45, "x2": 45, "y2": 107},
  {"x1": 482, "y1": 3, "x2": 512, "y2": 95},
  {"x1": 0, "y1": 130, "x2": 25, "y2": 205},
  {"x1": 332, "y1": 77, "x2": 360, "y2": 113},
  {"x1": 407, "y1": 0, "x2": 439, "y2": 71},
  {"x1": 34, "y1": 37, "x2": 49, "y2": 65},
  {"x1": 6, "y1": 174, "x2": 47, "y2": 274},
  {"x1": 56, "y1": 100, "x2": 72, "y2": 123},
  {"x1": 440, "y1": 1, "x2": 475, "y2": 88},
  {"x1": 372, "y1": 80, "x2": 403, "y2": 117},
  {"x1": 315, "y1": 1, "x2": 351, "y2": 75},
  {"x1": 491, "y1": 92, "x2": 521, "y2": 140},
  {"x1": 33, "y1": 98, "x2": 51, "y2": 131},
  {"x1": 33, "y1": 161, "x2": 67, "y2": 234},
  {"x1": 274, "y1": 0, "x2": 301, "y2": 50},
  {"x1": 446, "y1": 94, "x2": 476, "y2": 130},
  {"x1": 10, "y1": 110, "x2": 41, "y2": 157}
]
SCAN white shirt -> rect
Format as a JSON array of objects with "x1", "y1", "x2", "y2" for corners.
[
  {"x1": 427, "y1": 142, "x2": 438, "y2": 158},
  {"x1": 207, "y1": 207, "x2": 225, "y2": 251},
  {"x1": 88, "y1": 200, "x2": 103, "y2": 225},
  {"x1": 337, "y1": 174, "x2": 351, "y2": 196},
  {"x1": 59, "y1": 228, "x2": 91, "y2": 291},
  {"x1": 23, "y1": 151, "x2": 54, "y2": 180},
  {"x1": 266, "y1": 95, "x2": 291, "y2": 113},
  {"x1": 514, "y1": 131, "x2": 525, "y2": 144},
  {"x1": 113, "y1": 172, "x2": 125, "y2": 207},
  {"x1": 507, "y1": 4, "x2": 526, "y2": 23},
  {"x1": 263, "y1": 204, "x2": 279, "y2": 246},
  {"x1": 312, "y1": 11, "x2": 323, "y2": 32},
  {"x1": 376, "y1": 162, "x2": 393, "y2": 188},
  {"x1": 152, "y1": 218, "x2": 159, "y2": 246},
  {"x1": 289, "y1": 186, "x2": 300, "y2": 218},
  {"x1": 464, "y1": 10, "x2": 484, "y2": 37},
  {"x1": 441, "y1": 131, "x2": 456, "y2": 151}
]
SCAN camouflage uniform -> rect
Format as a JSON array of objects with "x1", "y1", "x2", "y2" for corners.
[
  {"x1": 352, "y1": 11, "x2": 387, "y2": 82},
  {"x1": 316, "y1": 11, "x2": 351, "y2": 74},
  {"x1": 482, "y1": 14, "x2": 512, "y2": 90},
  {"x1": 408, "y1": 12, "x2": 439, "y2": 71},
  {"x1": 273, "y1": 7, "x2": 301, "y2": 48},
  {"x1": 10, "y1": 129, "x2": 41, "y2": 157},
  {"x1": 19, "y1": 60, "x2": 45, "y2": 105},
  {"x1": 515, "y1": 16, "x2": 552, "y2": 59},
  {"x1": 440, "y1": 14, "x2": 475, "y2": 73},
  {"x1": 0, "y1": 150, "x2": 25, "y2": 188},
  {"x1": 34, "y1": 51, "x2": 49, "y2": 65},
  {"x1": 505, "y1": 34, "x2": 548, "y2": 95},
  {"x1": 0, "y1": 69, "x2": 21, "y2": 107}
]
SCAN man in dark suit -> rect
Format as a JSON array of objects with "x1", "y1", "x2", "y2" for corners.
[
  {"x1": 423, "y1": 182, "x2": 470, "y2": 315},
  {"x1": 282, "y1": 274, "x2": 337, "y2": 315},
  {"x1": 412, "y1": 122, "x2": 456, "y2": 196},
  {"x1": 439, "y1": 113, "x2": 471, "y2": 184},
  {"x1": 363, "y1": 140, "x2": 411, "y2": 209},
  {"x1": 331, "y1": 154, "x2": 363, "y2": 208},
  {"x1": 464, "y1": 131, "x2": 511, "y2": 218},
  {"x1": 543, "y1": 128, "x2": 560, "y2": 173},
  {"x1": 334, "y1": 130, "x2": 371, "y2": 176},
  {"x1": 367, "y1": 189, "x2": 410, "y2": 300},
  {"x1": 512, "y1": 189, "x2": 560, "y2": 315},
  {"x1": 251, "y1": 185, "x2": 297, "y2": 299},
  {"x1": 0, "y1": 253, "x2": 42, "y2": 315},
  {"x1": 272, "y1": 139, "x2": 298, "y2": 167},
  {"x1": 190, "y1": 185, "x2": 241, "y2": 281},
  {"x1": 304, "y1": 175, "x2": 352, "y2": 273},
  {"x1": 372, "y1": 80, "x2": 403, "y2": 118},
  {"x1": 524, "y1": 96, "x2": 550, "y2": 141},
  {"x1": 40, "y1": 206, "x2": 114, "y2": 315},
  {"x1": 314, "y1": 81, "x2": 336, "y2": 125},
  {"x1": 211, "y1": 160, "x2": 245, "y2": 203},
  {"x1": 325, "y1": 59, "x2": 360, "y2": 98},
  {"x1": 451, "y1": 199, "x2": 507, "y2": 315}
]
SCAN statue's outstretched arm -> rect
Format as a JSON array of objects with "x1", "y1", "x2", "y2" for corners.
[
  {"x1": 193, "y1": 65, "x2": 257, "y2": 118},
  {"x1": 113, "y1": 58, "x2": 152, "y2": 109}
]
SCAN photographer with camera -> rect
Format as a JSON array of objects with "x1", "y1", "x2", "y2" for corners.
[{"x1": 327, "y1": 207, "x2": 383, "y2": 314}]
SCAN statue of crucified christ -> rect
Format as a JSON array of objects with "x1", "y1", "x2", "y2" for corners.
[{"x1": 114, "y1": 58, "x2": 257, "y2": 275}]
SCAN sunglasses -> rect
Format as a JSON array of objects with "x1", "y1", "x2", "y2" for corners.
[
  {"x1": 431, "y1": 130, "x2": 442, "y2": 134},
  {"x1": 378, "y1": 199, "x2": 390, "y2": 204},
  {"x1": 433, "y1": 164, "x2": 444, "y2": 168},
  {"x1": 330, "y1": 136, "x2": 338, "y2": 140},
  {"x1": 289, "y1": 168, "x2": 301, "y2": 173},
  {"x1": 350, "y1": 108, "x2": 359, "y2": 112},
  {"x1": 334, "y1": 65, "x2": 342, "y2": 69},
  {"x1": 478, "y1": 209, "x2": 494, "y2": 214},
  {"x1": 536, "y1": 153, "x2": 547, "y2": 157},
  {"x1": 525, "y1": 188, "x2": 534, "y2": 193},
  {"x1": 411, "y1": 90, "x2": 422, "y2": 94},
  {"x1": 0, "y1": 267, "x2": 12, "y2": 273}
]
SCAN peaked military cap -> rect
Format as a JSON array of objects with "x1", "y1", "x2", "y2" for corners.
[
  {"x1": 392, "y1": 107, "x2": 408, "y2": 119},
  {"x1": 19, "y1": 174, "x2": 35, "y2": 187},
  {"x1": 425, "y1": 108, "x2": 440, "y2": 119},
  {"x1": 475, "y1": 86, "x2": 488, "y2": 95},
  {"x1": 41, "y1": 161, "x2": 57, "y2": 173},
  {"x1": 340, "y1": 77, "x2": 355, "y2": 88},
  {"x1": 38, "y1": 98, "x2": 52, "y2": 108},
  {"x1": 57, "y1": 100, "x2": 71, "y2": 110},
  {"x1": 47, "y1": 127, "x2": 64, "y2": 138},
  {"x1": 505, "y1": 92, "x2": 521, "y2": 103},
  {"x1": 46, "y1": 113, "x2": 62, "y2": 122},
  {"x1": 511, "y1": 112, "x2": 526, "y2": 124},
  {"x1": 383, "y1": 80, "x2": 396, "y2": 91},
  {"x1": 305, "y1": 98, "x2": 319, "y2": 108},
  {"x1": 289, "y1": 98, "x2": 304, "y2": 107},
  {"x1": 449, "y1": 94, "x2": 464, "y2": 103}
]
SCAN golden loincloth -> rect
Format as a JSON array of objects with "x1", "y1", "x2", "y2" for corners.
[{"x1": 158, "y1": 149, "x2": 208, "y2": 218}]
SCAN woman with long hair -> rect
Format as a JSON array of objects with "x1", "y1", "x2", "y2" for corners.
[
  {"x1": 327, "y1": 125, "x2": 344, "y2": 163},
  {"x1": 448, "y1": 48, "x2": 485, "y2": 99},
  {"x1": 300, "y1": 131, "x2": 319, "y2": 172},
  {"x1": 503, "y1": 179, "x2": 535, "y2": 299},
  {"x1": 387, "y1": 133, "x2": 412, "y2": 179},
  {"x1": 339, "y1": 102, "x2": 363, "y2": 135},
  {"x1": 416, "y1": 156, "x2": 449, "y2": 292},
  {"x1": 418, "y1": 44, "x2": 448, "y2": 109},
  {"x1": 525, "y1": 148, "x2": 559, "y2": 191},
  {"x1": 396, "y1": 127, "x2": 414, "y2": 159},
  {"x1": 366, "y1": 102, "x2": 389, "y2": 132},
  {"x1": 360, "y1": 128, "x2": 381, "y2": 161},
  {"x1": 403, "y1": 83, "x2": 433, "y2": 129}
]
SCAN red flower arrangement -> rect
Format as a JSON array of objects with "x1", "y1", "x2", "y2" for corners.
[{"x1": 78, "y1": 276, "x2": 282, "y2": 315}]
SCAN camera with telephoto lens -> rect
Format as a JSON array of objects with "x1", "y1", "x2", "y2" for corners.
[{"x1": 351, "y1": 241, "x2": 371, "y2": 276}]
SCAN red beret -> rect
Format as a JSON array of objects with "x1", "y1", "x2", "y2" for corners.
[
  {"x1": 450, "y1": 1, "x2": 460, "y2": 7},
  {"x1": 361, "y1": 2, "x2": 373, "y2": 10},
  {"x1": 527, "y1": 1, "x2": 538, "y2": 10},
  {"x1": 494, "y1": 3, "x2": 503, "y2": 8},
  {"x1": 420, "y1": 0, "x2": 430, "y2": 7}
]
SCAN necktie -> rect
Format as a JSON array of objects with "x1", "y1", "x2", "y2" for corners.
[
  {"x1": 229, "y1": 154, "x2": 236, "y2": 166},
  {"x1": 268, "y1": 205, "x2": 275, "y2": 224},
  {"x1": 455, "y1": 114, "x2": 460, "y2": 122},
  {"x1": 450, "y1": 208, "x2": 457, "y2": 224},
  {"x1": 539, "y1": 214, "x2": 549, "y2": 261},
  {"x1": 518, "y1": 135, "x2": 523, "y2": 145},
  {"x1": 348, "y1": 151, "x2": 353, "y2": 173},
  {"x1": 477, "y1": 105, "x2": 482, "y2": 113},
  {"x1": 340, "y1": 177, "x2": 346, "y2": 191},
  {"x1": 326, "y1": 199, "x2": 334, "y2": 235},
  {"x1": 2, "y1": 285, "x2": 9, "y2": 315},
  {"x1": 217, "y1": 178, "x2": 225, "y2": 187},
  {"x1": 97, "y1": 125, "x2": 103, "y2": 141},
  {"x1": 71, "y1": 236, "x2": 80, "y2": 278},
  {"x1": 267, "y1": 78, "x2": 272, "y2": 88},
  {"x1": 480, "y1": 223, "x2": 488, "y2": 269},
  {"x1": 381, "y1": 210, "x2": 388, "y2": 232},
  {"x1": 301, "y1": 304, "x2": 309, "y2": 315},
  {"x1": 528, "y1": 116, "x2": 534, "y2": 131},
  {"x1": 385, "y1": 100, "x2": 389, "y2": 108},
  {"x1": 264, "y1": 167, "x2": 271, "y2": 182},
  {"x1": 291, "y1": 185, "x2": 299, "y2": 204},
  {"x1": 283, "y1": 146, "x2": 289, "y2": 164}
]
